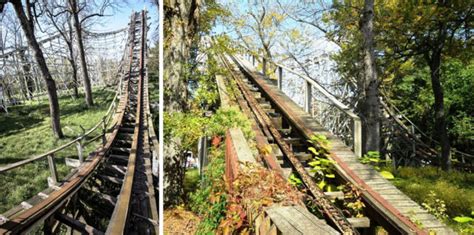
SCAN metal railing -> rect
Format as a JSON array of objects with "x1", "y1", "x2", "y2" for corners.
[{"x1": 238, "y1": 52, "x2": 362, "y2": 157}]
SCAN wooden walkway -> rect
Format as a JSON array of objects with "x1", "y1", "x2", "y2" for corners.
[{"x1": 233, "y1": 56, "x2": 456, "y2": 235}]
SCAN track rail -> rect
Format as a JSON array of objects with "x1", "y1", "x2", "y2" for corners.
[
  {"x1": 219, "y1": 53, "x2": 455, "y2": 234},
  {"x1": 0, "y1": 10, "x2": 158, "y2": 234}
]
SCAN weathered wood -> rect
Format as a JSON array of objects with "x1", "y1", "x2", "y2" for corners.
[
  {"x1": 47, "y1": 154, "x2": 58, "y2": 185},
  {"x1": 65, "y1": 158, "x2": 81, "y2": 168},
  {"x1": 55, "y1": 213, "x2": 103, "y2": 235},
  {"x1": 347, "y1": 217, "x2": 370, "y2": 228},
  {"x1": 76, "y1": 140, "x2": 84, "y2": 163},
  {"x1": 223, "y1": 54, "x2": 356, "y2": 234},
  {"x1": 277, "y1": 66, "x2": 283, "y2": 90},
  {"x1": 266, "y1": 206, "x2": 340, "y2": 235}
]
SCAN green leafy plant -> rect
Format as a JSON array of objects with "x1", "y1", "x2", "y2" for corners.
[
  {"x1": 307, "y1": 134, "x2": 337, "y2": 192},
  {"x1": 422, "y1": 191, "x2": 448, "y2": 220},
  {"x1": 190, "y1": 148, "x2": 228, "y2": 234},
  {"x1": 360, "y1": 151, "x2": 395, "y2": 179},
  {"x1": 340, "y1": 183, "x2": 365, "y2": 218},
  {"x1": 288, "y1": 173, "x2": 303, "y2": 187}
]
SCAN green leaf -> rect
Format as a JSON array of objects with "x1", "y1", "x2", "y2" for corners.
[
  {"x1": 326, "y1": 184, "x2": 336, "y2": 192},
  {"x1": 308, "y1": 147, "x2": 318, "y2": 156},
  {"x1": 453, "y1": 216, "x2": 474, "y2": 223},
  {"x1": 380, "y1": 171, "x2": 395, "y2": 179},
  {"x1": 325, "y1": 174, "x2": 336, "y2": 178},
  {"x1": 318, "y1": 180, "x2": 327, "y2": 189},
  {"x1": 369, "y1": 158, "x2": 380, "y2": 163},
  {"x1": 308, "y1": 160, "x2": 320, "y2": 167}
]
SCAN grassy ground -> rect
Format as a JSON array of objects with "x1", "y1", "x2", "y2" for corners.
[
  {"x1": 387, "y1": 166, "x2": 474, "y2": 233},
  {"x1": 0, "y1": 89, "x2": 115, "y2": 213},
  {"x1": 184, "y1": 168, "x2": 200, "y2": 198}
]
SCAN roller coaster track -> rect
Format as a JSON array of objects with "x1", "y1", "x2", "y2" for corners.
[
  {"x1": 219, "y1": 53, "x2": 456, "y2": 234},
  {"x1": 0, "y1": 10, "x2": 158, "y2": 234}
]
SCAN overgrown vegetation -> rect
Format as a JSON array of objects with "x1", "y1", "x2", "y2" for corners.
[
  {"x1": 189, "y1": 147, "x2": 227, "y2": 234},
  {"x1": 0, "y1": 89, "x2": 114, "y2": 213},
  {"x1": 218, "y1": 162, "x2": 303, "y2": 234},
  {"x1": 388, "y1": 166, "x2": 474, "y2": 233}
]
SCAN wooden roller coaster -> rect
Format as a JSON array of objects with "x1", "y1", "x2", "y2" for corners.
[
  {"x1": 218, "y1": 53, "x2": 456, "y2": 234},
  {"x1": 0, "y1": 10, "x2": 158, "y2": 235}
]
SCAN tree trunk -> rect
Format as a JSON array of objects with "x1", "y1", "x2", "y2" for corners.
[
  {"x1": 428, "y1": 51, "x2": 451, "y2": 171},
  {"x1": 70, "y1": 58, "x2": 79, "y2": 98},
  {"x1": 163, "y1": 0, "x2": 201, "y2": 206},
  {"x1": 66, "y1": 37, "x2": 79, "y2": 98},
  {"x1": 11, "y1": 0, "x2": 63, "y2": 138},
  {"x1": 70, "y1": 0, "x2": 93, "y2": 107},
  {"x1": 359, "y1": 0, "x2": 381, "y2": 154},
  {"x1": 19, "y1": 50, "x2": 34, "y2": 99}
]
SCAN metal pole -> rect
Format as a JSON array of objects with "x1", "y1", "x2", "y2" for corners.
[
  {"x1": 277, "y1": 66, "x2": 283, "y2": 90},
  {"x1": 47, "y1": 153, "x2": 58, "y2": 185},
  {"x1": 304, "y1": 81, "x2": 312, "y2": 113}
]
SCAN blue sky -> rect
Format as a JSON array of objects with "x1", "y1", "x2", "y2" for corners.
[{"x1": 93, "y1": 1, "x2": 158, "y2": 39}]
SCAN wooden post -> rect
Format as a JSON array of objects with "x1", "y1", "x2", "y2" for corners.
[
  {"x1": 304, "y1": 81, "x2": 312, "y2": 113},
  {"x1": 101, "y1": 117, "x2": 107, "y2": 145},
  {"x1": 277, "y1": 66, "x2": 283, "y2": 90},
  {"x1": 262, "y1": 57, "x2": 266, "y2": 75},
  {"x1": 252, "y1": 55, "x2": 255, "y2": 66},
  {"x1": 410, "y1": 125, "x2": 416, "y2": 157},
  {"x1": 76, "y1": 139, "x2": 83, "y2": 163},
  {"x1": 197, "y1": 136, "x2": 209, "y2": 177},
  {"x1": 47, "y1": 153, "x2": 58, "y2": 185},
  {"x1": 353, "y1": 119, "x2": 362, "y2": 158}
]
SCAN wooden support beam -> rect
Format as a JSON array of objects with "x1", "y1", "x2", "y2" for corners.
[
  {"x1": 55, "y1": 213, "x2": 104, "y2": 235},
  {"x1": 47, "y1": 153, "x2": 58, "y2": 185},
  {"x1": 347, "y1": 217, "x2": 370, "y2": 228}
]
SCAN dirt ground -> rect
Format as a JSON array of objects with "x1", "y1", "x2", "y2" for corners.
[{"x1": 164, "y1": 207, "x2": 201, "y2": 234}]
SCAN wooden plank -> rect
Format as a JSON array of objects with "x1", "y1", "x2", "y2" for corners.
[
  {"x1": 265, "y1": 207, "x2": 300, "y2": 234},
  {"x1": 347, "y1": 217, "x2": 370, "y2": 228}
]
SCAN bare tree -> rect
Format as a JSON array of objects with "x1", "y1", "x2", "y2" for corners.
[
  {"x1": 43, "y1": 4, "x2": 79, "y2": 98},
  {"x1": 40, "y1": 0, "x2": 117, "y2": 107},
  {"x1": 7, "y1": 0, "x2": 63, "y2": 138},
  {"x1": 69, "y1": 0, "x2": 93, "y2": 107}
]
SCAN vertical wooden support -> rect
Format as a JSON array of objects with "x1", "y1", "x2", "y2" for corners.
[
  {"x1": 262, "y1": 57, "x2": 266, "y2": 75},
  {"x1": 410, "y1": 125, "x2": 416, "y2": 157},
  {"x1": 76, "y1": 139, "x2": 83, "y2": 163},
  {"x1": 304, "y1": 81, "x2": 312, "y2": 113},
  {"x1": 353, "y1": 118, "x2": 362, "y2": 157},
  {"x1": 277, "y1": 66, "x2": 283, "y2": 90},
  {"x1": 47, "y1": 153, "x2": 58, "y2": 185},
  {"x1": 252, "y1": 55, "x2": 256, "y2": 66},
  {"x1": 101, "y1": 117, "x2": 107, "y2": 145}
]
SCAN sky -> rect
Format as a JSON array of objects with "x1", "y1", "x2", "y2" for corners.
[
  {"x1": 94, "y1": 1, "x2": 158, "y2": 34},
  {"x1": 0, "y1": 0, "x2": 158, "y2": 46}
]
